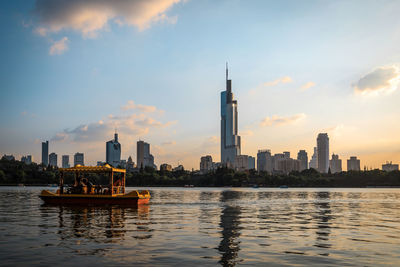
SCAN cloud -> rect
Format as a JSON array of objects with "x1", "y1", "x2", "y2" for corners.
[
  {"x1": 353, "y1": 65, "x2": 400, "y2": 96},
  {"x1": 240, "y1": 130, "x2": 254, "y2": 136},
  {"x1": 263, "y1": 76, "x2": 292, "y2": 87},
  {"x1": 122, "y1": 100, "x2": 158, "y2": 113},
  {"x1": 49, "y1": 37, "x2": 69, "y2": 55},
  {"x1": 300, "y1": 81, "x2": 315, "y2": 91},
  {"x1": 260, "y1": 113, "x2": 306, "y2": 127},
  {"x1": 161, "y1": 141, "x2": 176, "y2": 145},
  {"x1": 52, "y1": 103, "x2": 176, "y2": 143},
  {"x1": 33, "y1": 0, "x2": 181, "y2": 38}
]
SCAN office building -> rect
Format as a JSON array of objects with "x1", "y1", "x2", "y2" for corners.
[
  {"x1": 126, "y1": 156, "x2": 136, "y2": 171},
  {"x1": 42, "y1": 140, "x2": 49, "y2": 166},
  {"x1": 257, "y1": 149, "x2": 273, "y2": 173},
  {"x1": 62, "y1": 155, "x2": 70, "y2": 168},
  {"x1": 382, "y1": 162, "x2": 399, "y2": 172},
  {"x1": 74, "y1": 152, "x2": 84, "y2": 166},
  {"x1": 137, "y1": 140, "x2": 156, "y2": 169},
  {"x1": 275, "y1": 158, "x2": 300, "y2": 175},
  {"x1": 347, "y1": 156, "x2": 360, "y2": 171},
  {"x1": 221, "y1": 64, "x2": 241, "y2": 166},
  {"x1": 297, "y1": 150, "x2": 308, "y2": 171},
  {"x1": 160, "y1": 163, "x2": 172, "y2": 172},
  {"x1": 106, "y1": 132, "x2": 121, "y2": 167},
  {"x1": 309, "y1": 147, "x2": 318, "y2": 169},
  {"x1": 21, "y1": 155, "x2": 32, "y2": 165},
  {"x1": 317, "y1": 133, "x2": 329, "y2": 173},
  {"x1": 49, "y1": 152, "x2": 57, "y2": 167},
  {"x1": 200, "y1": 155, "x2": 214, "y2": 173},
  {"x1": 234, "y1": 155, "x2": 255, "y2": 171},
  {"x1": 329, "y1": 154, "x2": 342, "y2": 173}
]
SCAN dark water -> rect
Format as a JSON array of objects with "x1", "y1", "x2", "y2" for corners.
[{"x1": 0, "y1": 187, "x2": 400, "y2": 266}]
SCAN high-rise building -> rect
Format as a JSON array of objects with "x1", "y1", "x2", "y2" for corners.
[
  {"x1": 41, "y1": 141, "x2": 49, "y2": 166},
  {"x1": 160, "y1": 163, "x2": 172, "y2": 172},
  {"x1": 329, "y1": 154, "x2": 342, "y2": 173},
  {"x1": 200, "y1": 155, "x2": 214, "y2": 174},
  {"x1": 21, "y1": 155, "x2": 32, "y2": 165},
  {"x1": 275, "y1": 158, "x2": 300, "y2": 175},
  {"x1": 297, "y1": 150, "x2": 308, "y2": 171},
  {"x1": 234, "y1": 155, "x2": 255, "y2": 171},
  {"x1": 74, "y1": 152, "x2": 84, "y2": 166},
  {"x1": 317, "y1": 133, "x2": 329, "y2": 173},
  {"x1": 257, "y1": 149, "x2": 273, "y2": 173},
  {"x1": 137, "y1": 141, "x2": 156, "y2": 169},
  {"x1": 221, "y1": 64, "x2": 241, "y2": 166},
  {"x1": 49, "y1": 152, "x2": 57, "y2": 167},
  {"x1": 309, "y1": 147, "x2": 318, "y2": 169},
  {"x1": 347, "y1": 156, "x2": 360, "y2": 171},
  {"x1": 106, "y1": 132, "x2": 121, "y2": 167},
  {"x1": 382, "y1": 162, "x2": 399, "y2": 172},
  {"x1": 62, "y1": 155, "x2": 70, "y2": 168}
]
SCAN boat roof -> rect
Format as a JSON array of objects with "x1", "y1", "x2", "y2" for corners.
[{"x1": 59, "y1": 164, "x2": 126, "y2": 173}]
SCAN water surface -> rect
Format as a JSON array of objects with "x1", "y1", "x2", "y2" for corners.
[{"x1": 0, "y1": 187, "x2": 399, "y2": 266}]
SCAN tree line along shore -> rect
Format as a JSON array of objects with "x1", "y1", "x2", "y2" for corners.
[{"x1": 1, "y1": 158, "x2": 400, "y2": 187}]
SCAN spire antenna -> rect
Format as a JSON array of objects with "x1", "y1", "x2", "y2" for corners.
[{"x1": 226, "y1": 62, "x2": 228, "y2": 80}]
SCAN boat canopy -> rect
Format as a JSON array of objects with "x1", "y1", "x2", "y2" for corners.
[{"x1": 60, "y1": 164, "x2": 126, "y2": 173}]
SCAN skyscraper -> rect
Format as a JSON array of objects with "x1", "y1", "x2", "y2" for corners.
[
  {"x1": 297, "y1": 150, "x2": 308, "y2": 171},
  {"x1": 347, "y1": 156, "x2": 360, "y2": 171},
  {"x1": 309, "y1": 147, "x2": 318, "y2": 169},
  {"x1": 137, "y1": 140, "x2": 155, "y2": 169},
  {"x1": 317, "y1": 133, "x2": 329, "y2": 173},
  {"x1": 41, "y1": 140, "x2": 49, "y2": 166},
  {"x1": 62, "y1": 155, "x2": 70, "y2": 168},
  {"x1": 106, "y1": 132, "x2": 121, "y2": 167},
  {"x1": 74, "y1": 152, "x2": 84, "y2": 166},
  {"x1": 330, "y1": 154, "x2": 342, "y2": 173},
  {"x1": 49, "y1": 152, "x2": 57, "y2": 167},
  {"x1": 257, "y1": 149, "x2": 273, "y2": 173},
  {"x1": 221, "y1": 64, "x2": 241, "y2": 166}
]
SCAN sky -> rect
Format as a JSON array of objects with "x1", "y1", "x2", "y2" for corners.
[{"x1": 0, "y1": 0, "x2": 400, "y2": 170}]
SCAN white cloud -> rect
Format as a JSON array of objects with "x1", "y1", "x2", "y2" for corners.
[
  {"x1": 33, "y1": 0, "x2": 181, "y2": 38},
  {"x1": 161, "y1": 141, "x2": 176, "y2": 145},
  {"x1": 260, "y1": 113, "x2": 306, "y2": 127},
  {"x1": 122, "y1": 100, "x2": 159, "y2": 113},
  {"x1": 300, "y1": 81, "x2": 315, "y2": 91},
  {"x1": 240, "y1": 130, "x2": 254, "y2": 136},
  {"x1": 49, "y1": 37, "x2": 69, "y2": 55},
  {"x1": 353, "y1": 65, "x2": 400, "y2": 96},
  {"x1": 263, "y1": 76, "x2": 292, "y2": 87}
]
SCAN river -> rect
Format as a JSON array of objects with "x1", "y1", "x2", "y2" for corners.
[{"x1": 0, "y1": 187, "x2": 399, "y2": 266}]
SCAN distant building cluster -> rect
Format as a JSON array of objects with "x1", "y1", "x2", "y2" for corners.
[{"x1": 5, "y1": 64, "x2": 398, "y2": 174}]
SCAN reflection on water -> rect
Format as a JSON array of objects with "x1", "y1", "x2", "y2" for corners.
[
  {"x1": 218, "y1": 191, "x2": 242, "y2": 266},
  {"x1": 1, "y1": 187, "x2": 400, "y2": 266}
]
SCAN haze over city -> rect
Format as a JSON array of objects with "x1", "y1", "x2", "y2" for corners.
[{"x1": 1, "y1": 0, "x2": 400, "y2": 170}]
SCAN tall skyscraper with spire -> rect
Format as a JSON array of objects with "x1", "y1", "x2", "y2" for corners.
[
  {"x1": 106, "y1": 132, "x2": 121, "y2": 167},
  {"x1": 221, "y1": 63, "x2": 241, "y2": 165}
]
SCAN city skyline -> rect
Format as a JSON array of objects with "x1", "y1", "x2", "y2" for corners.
[{"x1": 1, "y1": 1, "x2": 400, "y2": 169}]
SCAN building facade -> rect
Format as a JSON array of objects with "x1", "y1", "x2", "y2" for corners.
[
  {"x1": 62, "y1": 155, "x2": 70, "y2": 168},
  {"x1": 49, "y1": 152, "x2": 57, "y2": 167},
  {"x1": 74, "y1": 152, "x2": 84, "y2": 166},
  {"x1": 317, "y1": 133, "x2": 329, "y2": 173},
  {"x1": 221, "y1": 64, "x2": 241, "y2": 166},
  {"x1": 329, "y1": 154, "x2": 342, "y2": 173},
  {"x1": 382, "y1": 162, "x2": 399, "y2": 172},
  {"x1": 160, "y1": 163, "x2": 172, "y2": 172},
  {"x1": 106, "y1": 133, "x2": 121, "y2": 167},
  {"x1": 309, "y1": 147, "x2": 318, "y2": 169},
  {"x1": 257, "y1": 149, "x2": 273, "y2": 173},
  {"x1": 42, "y1": 140, "x2": 49, "y2": 166},
  {"x1": 21, "y1": 155, "x2": 32, "y2": 165},
  {"x1": 137, "y1": 141, "x2": 156, "y2": 169},
  {"x1": 200, "y1": 155, "x2": 214, "y2": 173},
  {"x1": 297, "y1": 150, "x2": 308, "y2": 171},
  {"x1": 347, "y1": 156, "x2": 360, "y2": 171},
  {"x1": 234, "y1": 155, "x2": 255, "y2": 171}
]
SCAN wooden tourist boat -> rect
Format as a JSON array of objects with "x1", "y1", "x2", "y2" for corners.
[{"x1": 39, "y1": 164, "x2": 150, "y2": 205}]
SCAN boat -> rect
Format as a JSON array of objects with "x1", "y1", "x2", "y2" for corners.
[{"x1": 39, "y1": 164, "x2": 150, "y2": 206}]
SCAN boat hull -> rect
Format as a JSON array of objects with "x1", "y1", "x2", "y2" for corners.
[{"x1": 39, "y1": 190, "x2": 150, "y2": 206}]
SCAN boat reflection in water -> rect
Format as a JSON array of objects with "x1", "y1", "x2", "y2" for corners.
[
  {"x1": 40, "y1": 204, "x2": 151, "y2": 253},
  {"x1": 218, "y1": 190, "x2": 242, "y2": 266}
]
